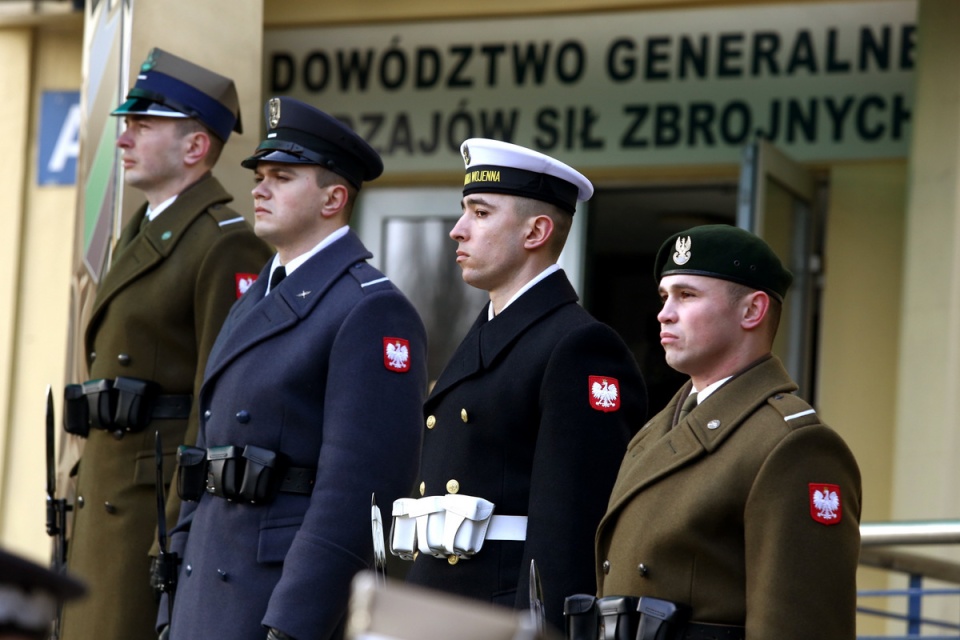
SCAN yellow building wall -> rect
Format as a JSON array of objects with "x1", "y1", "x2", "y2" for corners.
[
  {"x1": 0, "y1": 17, "x2": 83, "y2": 563},
  {"x1": 0, "y1": 26, "x2": 32, "y2": 553},
  {"x1": 819, "y1": 161, "x2": 907, "y2": 634}
]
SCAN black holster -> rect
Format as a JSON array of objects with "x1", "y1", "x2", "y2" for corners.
[
  {"x1": 599, "y1": 596, "x2": 640, "y2": 640},
  {"x1": 150, "y1": 551, "x2": 180, "y2": 601},
  {"x1": 83, "y1": 378, "x2": 115, "y2": 431},
  {"x1": 635, "y1": 597, "x2": 690, "y2": 640},
  {"x1": 112, "y1": 376, "x2": 159, "y2": 432},
  {"x1": 563, "y1": 595, "x2": 689, "y2": 640},
  {"x1": 565, "y1": 594, "x2": 600, "y2": 640},
  {"x1": 184, "y1": 444, "x2": 301, "y2": 505},
  {"x1": 63, "y1": 383, "x2": 89, "y2": 437},
  {"x1": 177, "y1": 446, "x2": 207, "y2": 502},
  {"x1": 239, "y1": 445, "x2": 279, "y2": 504},
  {"x1": 206, "y1": 446, "x2": 242, "y2": 501}
]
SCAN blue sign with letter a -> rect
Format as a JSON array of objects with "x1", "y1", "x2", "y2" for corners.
[{"x1": 38, "y1": 90, "x2": 81, "y2": 185}]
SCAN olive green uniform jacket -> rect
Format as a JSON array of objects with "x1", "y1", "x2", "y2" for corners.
[
  {"x1": 596, "y1": 356, "x2": 861, "y2": 639},
  {"x1": 61, "y1": 174, "x2": 273, "y2": 640}
]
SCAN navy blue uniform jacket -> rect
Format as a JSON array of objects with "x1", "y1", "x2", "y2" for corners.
[
  {"x1": 405, "y1": 270, "x2": 647, "y2": 631},
  {"x1": 163, "y1": 231, "x2": 427, "y2": 640}
]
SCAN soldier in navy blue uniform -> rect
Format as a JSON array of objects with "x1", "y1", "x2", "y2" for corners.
[
  {"x1": 159, "y1": 97, "x2": 427, "y2": 640},
  {"x1": 398, "y1": 139, "x2": 648, "y2": 631}
]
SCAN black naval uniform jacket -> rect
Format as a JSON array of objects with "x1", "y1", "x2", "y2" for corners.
[
  {"x1": 406, "y1": 270, "x2": 647, "y2": 631},
  {"x1": 596, "y1": 356, "x2": 862, "y2": 640},
  {"x1": 61, "y1": 175, "x2": 271, "y2": 640},
  {"x1": 162, "y1": 230, "x2": 427, "y2": 640}
]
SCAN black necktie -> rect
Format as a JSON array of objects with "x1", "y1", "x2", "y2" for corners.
[
  {"x1": 677, "y1": 391, "x2": 698, "y2": 423},
  {"x1": 269, "y1": 266, "x2": 287, "y2": 291}
]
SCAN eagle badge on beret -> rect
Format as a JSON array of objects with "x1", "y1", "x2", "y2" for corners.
[
  {"x1": 384, "y1": 337, "x2": 411, "y2": 373},
  {"x1": 672, "y1": 235, "x2": 692, "y2": 266},
  {"x1": 809, "y1": 483, "x2": 842, "y2": 525},
  {"x1": 589, "y1": 376, "x2": 620, "y2": 412},
  {"x1": 268, "y1": 97, "x2": 282, "y2": 129}
]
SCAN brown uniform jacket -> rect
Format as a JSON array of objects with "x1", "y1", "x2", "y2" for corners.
[
  {"x1": 61, "y1": 174, "x2": 272, "y2": 640},
  {"x1": 595, "y1": 356, "x2": 861, "y2": 640}
]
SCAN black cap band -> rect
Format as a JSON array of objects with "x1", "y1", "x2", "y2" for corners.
[{"x1": 462, "y1": 164, "x2": 579, "y2": 214}]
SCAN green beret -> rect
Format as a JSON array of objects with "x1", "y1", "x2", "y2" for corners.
[{"x1": 654, "y1": 224, "x2": 793, "y2": 301}]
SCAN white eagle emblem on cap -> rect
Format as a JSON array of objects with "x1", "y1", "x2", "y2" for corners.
[
  {"x1": 672, "y1": 236, "x2": 692, "y2": 266},
  {"x1": 268, "y1": 98, "x2": 281, "y2": 129}
]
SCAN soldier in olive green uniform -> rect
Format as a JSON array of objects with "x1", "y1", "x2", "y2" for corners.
[
  {"x1": 594, "y1": 225, "x2": 861, "y2": 640},
  {"x1": 60, "y1": 49, "x2": 272, "y2": 640}
]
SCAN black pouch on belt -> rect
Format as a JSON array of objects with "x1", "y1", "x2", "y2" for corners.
[
  {"x1": 564, "y1": 594, "x2": 599, "y2": 640},
  {"x1": 63, "y1": 383, "x2": 90, "y2": 437},
  {"x1": 635, "y1": 597, "x2": 691, "y2": 640},
  {"x1": 113, "y1": 376, "x2": 159, "y2": 432},
  {"x1": 82, "y1": 379, "x2": 115, "y2": 431},
  {"x1": 177, "y1": 445, "x2": 208, "y2": 502},
  {"x1": 598, "y1": 596, "x2": 639, "y2": 640},
  {"x1": 206, "y1": 446, "x2": 242, "y2": 501},
  {"x1": 239, "y1": 445, "x2": 279, "y2": 504}
]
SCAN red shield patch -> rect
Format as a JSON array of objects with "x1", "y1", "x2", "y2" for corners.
[
  {"x1": 589, "y1": 375, "x2": 620, "y2": 412},
  {"x1": 383, "y1": 337, "x2": 411, "y2": 373},
  {"x1": 235, "y1": 273, "x2": 258, "y2": 299},
  {"x1": 809, "y1": 483, "x2": 842, "y2": 525}
]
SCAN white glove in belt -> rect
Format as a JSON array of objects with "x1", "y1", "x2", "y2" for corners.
[{"x1": 390, "y1": 494, "x2": 527, "y2": 560}]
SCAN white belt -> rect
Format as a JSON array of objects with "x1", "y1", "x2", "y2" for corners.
[{"x1": 390, "y1": 494, "x2": 527, "y2": 561}]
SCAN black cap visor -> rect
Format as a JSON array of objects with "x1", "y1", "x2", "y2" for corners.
[{"x1": 241, "y1": 138, "x2": 365, "y2": 188}]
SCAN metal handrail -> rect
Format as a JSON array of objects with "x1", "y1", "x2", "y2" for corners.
[
  {"x1": 857, "y1": 520, "x2": 960, "y2": 638},
  {"x1": 862, "y1": 520, "x2": 960, "y2": 547}
]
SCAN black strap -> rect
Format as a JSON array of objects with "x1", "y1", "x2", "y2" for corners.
[
  {"x1": 681, "y1": 621, "x2": 745, "y2": 640},
  {"x1": 205, "y1": 464, "x2": 315, "y2": 499},
  {"x1": 279, "y1": 466, "x2": 315, "y2": 495},
  {"x1": 151, "y1": 394, "x2": 192, "y2": 420}
]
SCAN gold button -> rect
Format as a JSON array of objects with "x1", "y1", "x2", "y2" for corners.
[
  {"x1": 602, "y1": 560, "x2": 610, "y2": 574},
  {"x1": 419, "y1": 481, "x2": 425, "y2": 496},
  {"x1": 446, "y1": 479, "x2": 460, "y2": 494},
  {"x1": 426, "y1": 415, "x2": 436, "y2": 429},
  {"x1": 460, "y1": 408, "x2": 468, "y2": 423},
  {"x1": 448, "y1": 555, "x2": 459, "y2": 565}
]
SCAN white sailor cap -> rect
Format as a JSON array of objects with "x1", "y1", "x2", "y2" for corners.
[{"x1": 460, "y1": 138, "x2": 593, "y2": 214}]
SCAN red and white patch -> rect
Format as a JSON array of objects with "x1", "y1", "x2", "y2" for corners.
[
  {"x1": 589, "y1": 375, "x2": 620, "y2": 412},
  {"x1": 383, "y1": 337, "x2": 411, "y2": 372},
  {"x1": 809, "y1": 483, "x2": 842, "y2": 525},
  {"x1": 235, "y1": 273, "x2": 259, "y2": 299}
]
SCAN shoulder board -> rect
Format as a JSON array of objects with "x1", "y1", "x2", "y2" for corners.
[
  {"x1": 204, "y1": 203, "x2": 247, "y2": 229},
  {"x1": 348, "y1": 262, "x2": 393, "y2": 291},
  {"x1": 767, "y1": 392, "x2": 821, "y2": 429}
]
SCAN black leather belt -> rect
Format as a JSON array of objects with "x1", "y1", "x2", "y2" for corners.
[
  {"x1": 149, "y1": 394, "x2": 192, "y2": 420},
  {"x1": 682, "y1": 622, "x2": 745, "y2": 640},
  {"x1": 277, "y1": 466, "x2": 316, "y2": 495}
]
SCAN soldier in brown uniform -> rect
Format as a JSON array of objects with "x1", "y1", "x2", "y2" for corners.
[
  {"x1": 593, "y1": 225, "x2": 861, "y2": 640},
  {"x1": 60, "y1": 49, "x2": 272, "y2": 640}
]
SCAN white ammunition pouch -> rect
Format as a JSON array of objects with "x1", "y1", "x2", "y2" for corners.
[{"x1": 390, "y1": 494, "x2": 527, "y2": 561}]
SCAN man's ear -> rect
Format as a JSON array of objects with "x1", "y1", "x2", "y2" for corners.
[
  {"x1": 183, "y1": 131, "x2": 211, "y2": 168},
  {"x1": 319, "y1": 183, "x2": 350, "y2": 219},
  {"x1": 523, "y1": 215, "x2": 554, "y2": 251},
  {"x1": 741, "y1": 290, "x2": 770, "y2": 330}
]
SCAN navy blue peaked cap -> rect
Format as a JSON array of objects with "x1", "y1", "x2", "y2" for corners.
[{"x1": 241, "y1": 97, "x2": 383, "y2": 189}]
